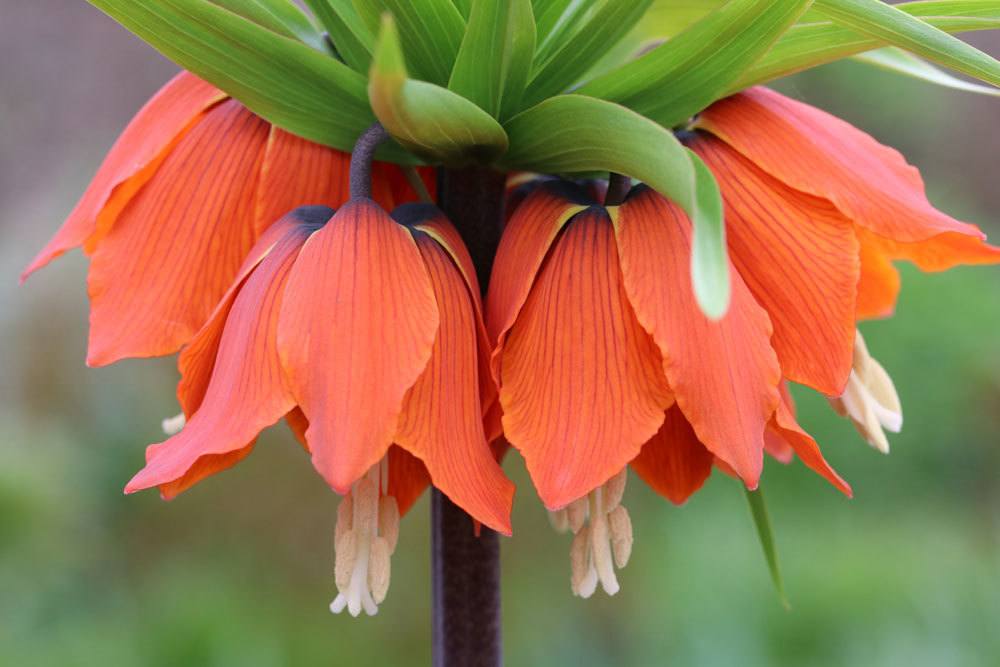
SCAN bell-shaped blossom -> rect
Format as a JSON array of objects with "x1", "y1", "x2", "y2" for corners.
[
  {"x1": 125, "y1": 201, "x2": 513, "y2": 616},
  {"x1": 23, "y1": 71, "x2": 427, "y2": 366}
]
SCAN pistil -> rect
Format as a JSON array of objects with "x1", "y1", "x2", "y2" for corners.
[{"x1": 330, "y1": 457, "x2": 400, "y2": 617}]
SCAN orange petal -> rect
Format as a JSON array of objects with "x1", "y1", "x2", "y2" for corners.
[
  {"x1": 86, "y1": 100, "x2": 269, "y2": 365},
  {"x1": 394, "y1": 232, "x2": 514, "y2": 534},
  {"x1": 254, "y1": 127, "x2": 351, "y2": 235},
  {"x1": 401, "y1": 204, "x2": 499, "y2": 437},
  {"x1": 630, "y1": 406, "x2": 715, "y2": 505},
  {"x1": 23, "y1": 72, "x2": 225, "y2": 280},
  {"x1": 387, "y1": 446, "x2": 432, "y2": 517},
  {"x1": 125, "y1": 218, "x2": 314, "y2": 497},
  {"x1": 176, "y1": 208, "x2": 332, "y2": 417},
  {"x1": 864, "y1": 229, "x2": 1000, "y2": 272},
  {"x1": 485, "y1": 182, "x2": 589, "y2": 381},
  {"x1": 768, "y1": 391, "x2": 852, "y2": 498},
  {"x1": 696, "y1": 87, "x2": 990, "y2": 244},
  {"x1": 500, "y1": 210, "x2": 674, "y2": 510},
  {"x1": 285, "y1": 407, "x2": 310, "y2": 452},
  {"x1": 284, "y1": 412, "x2": 429, "y2": 516},
  {"x1": 612, "y1": 186, "x2": 781, "y2": 489},
  {"x1": 856, "y1": 233, "x2": 900, "y2": 320},
  {"x1": 763, "y1": 381, "x2": 796, "y2": 464},
  {"x1": 278, "y1": 199, "x2": 439, "y2": 494},
  {"x1": 690, "y1": 134, "x2": 859, "y2": 395}
]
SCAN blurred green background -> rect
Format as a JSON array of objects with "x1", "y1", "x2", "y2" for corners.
[{"x1": 2, "y1": 3, "x2": 999, "y2": 666}]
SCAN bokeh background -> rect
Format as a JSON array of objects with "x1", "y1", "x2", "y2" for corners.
[{"x1": 2, "y1": 3, "x2": 999, "y2": 666}]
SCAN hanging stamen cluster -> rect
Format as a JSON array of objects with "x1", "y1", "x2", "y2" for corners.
[
  {"x1": 331, "y1": 458, "x2": 400, "y2": 617},
  {"x1": 830, "y1": 331, "x2": 902, "y2": 453},
  {"x1": 549, "y1": 469, "x2": 633, "y2": 597}
]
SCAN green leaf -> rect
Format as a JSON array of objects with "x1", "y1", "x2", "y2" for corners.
[
  {"x1": 369, "y1": 15, "x2": 509, "y2": 165},
  {"x1": 302, "y1": 0, "x2": 374, "y2": 70},
  {"x1": 744, "y1": 487, "x2": 790, "y2": 610},
  {"x1": 88, "y1": 0, "x2": 398, "y2": 157},
  {"x1": 368, "y1": 0, "x2": 467, "y2": 85},
  {"x1": 532, "y1": 0, "x2": 574, "y2": 50},
  {"x1": 813, "y1": 0, "x2": 1000, "y2": 87},
  {"x1": 452, "y1": 0, "x2": 472, "y2": 19},
  {"x1": 853, "y1": 46, "x2": 1000, "y2": 96},
  {"x1": 449, "y1": 0, "x2": 536, "y2": 120},
  {"x1": 636, "y1": 0, "x2": 728, "y2": 39},
  {"x1": 737, "y1": 1, "x2": 1000, "y2": 90},
  {"x1": 209, "y1": 0, "x2": 327, "y2": 50},
  {"x1": 523, "y1": 0, "x2": 654, "y2": 107},
  {"x1": 502, "y1": 94, "x2": 730, "y2": 318},
  {"x1": 578, "y1": 0, "x2": 812, "y2": 128}
]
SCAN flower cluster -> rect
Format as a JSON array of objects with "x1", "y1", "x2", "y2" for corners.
[{"x1": 27, "y1": 73, "x2": 999, "y2": 611}]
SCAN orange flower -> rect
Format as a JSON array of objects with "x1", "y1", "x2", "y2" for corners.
[
  {"x1": 488, "y1": 183, "x2": 847, "y2": 596},
  {"x1": 488, "y1": 87, "x2": 999, "y2": 597},
  {"x1": 22, "y1": 71, "x2": 426, "y2": 366},
  {"x1": 688, "y1": 86, "x2": 999, "y2": 449},
  {"x1": 125, "y1": 200, "x2": 513, "y2": 616}
]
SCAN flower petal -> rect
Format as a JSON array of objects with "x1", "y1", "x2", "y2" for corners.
[
  {"x1": 402, "y1": 205, "x2": 499, "y2": 439},
  {"x1": 695, "y1": 87, "x2": 990, "y2": 244},
  {"x1": 125, "y1": 218, "x2": 314, "y2": 497},
  {"x1": 485, "y1": 182, "x2": 589, "y2": 381},
  {"x1": 768, "y1": 390, "x2": 853, "y2": 498},
  {"x1": 22, "y1": 71, "x2": 225, "y2": 280},
  {"x1": 864, "y1": 229, "x2": 1000, "y2": 272},
  {"x1": 630, "y1": 406, "x2": 715, "y2": 506},
  {"x1": 690, "y1": 134, "x2": 859, "y2": 395},
  {"x1": 278, "y1": 199, "x2": 439, "y2": 494},
  {"x1": 254, "y1": 127, "x2": 352, "y2": 236},
  {"x1": 612, "y1": 186, "x2": 781, "y2": 488},
  {"x1": 86, "y1": 100, "x2": 270, "y2": 365},
  {"x1": 394, "y1": 232, "x2": 514, "y2": 534},
  {"x1": 500, "y1": 210, "x2": 674, "y2": 510},
  {"x1": 387, "y1": 446, "x2": 432, "y2": 516},
  {"x1": 857, "y1": 233, "x2": 901, "y2": 320},
  {"x1": 176, "y1": 208, "x2": 333, "y2": 416}
]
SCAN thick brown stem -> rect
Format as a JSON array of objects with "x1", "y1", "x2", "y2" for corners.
[{"x1": 431, "y1": 166, "x2": 507, "y2": 667}]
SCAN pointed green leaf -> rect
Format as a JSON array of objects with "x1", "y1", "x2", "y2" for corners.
[
  {"x1": 578, "y1": 0, "x2": 812, "y2": 128},
  {"x1": 502, "y1": 94, "x2": 730, "y2": 318},
  {"x1": 302, "y1": 0, "x2": 374, "y2": 71},
  {"x1": 449, "y1": 0, "x2": 536, "y2": 120},
  {"x1": 853, "y1": 46, "x2": 1000, "y2": 96},
  {"x1": 813, "y1": 0, "x2": 1000, "y2": 86},
  {"x1": 744, "y1": 487, "x2": 790, "y2": 609},
  {"x1": 523, "y1": 0, "x2": 654, "y2": 107},
  {"x1": 738, "y1": 1, "x2": 1000, "y2": 90},
  {"x1": 369, "y1": 15, "x2": 508, "y2": 165},
  {"x1": 368, "y1": 0, "x2": 467, "y2": 85},
  {"x1": 87, "y1": 0, "x2": 406, "y2": 157},
  {"x1": 209, "y1": 0, "x2": 326, "y2": 50},
  {"x1": 532, "y1": 0, "x2": 574, "y2": 51},
  {"x1": 453, "y1": 0, "x2": 472, "y2": 19}
]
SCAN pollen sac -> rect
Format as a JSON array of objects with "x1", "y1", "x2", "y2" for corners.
[
  {"x1": 829, "y1": 331, "x2": 902, "y2": 453},
  {"x1": 550, "y1": 469, "x2": 634, "y2": 598},
  {"x1": 330, "y1": 460, "x2": 400, "y2": 617}
]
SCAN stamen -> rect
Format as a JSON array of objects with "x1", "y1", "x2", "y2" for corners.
[
  {"x1": 554, "y1": 469, "x2": 635, "y2": 598},
  {"x1": 330, "y1": 457, "x2": 399, "y2": 617},
  {"x1": 829, "y1": 331, "x2": 902, "y2": 453},
  {"x1": 161, "y1": 412, "x2": 185, "y2": 435}
]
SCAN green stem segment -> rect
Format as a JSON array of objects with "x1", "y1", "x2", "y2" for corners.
[{"x1": 432, "y1": 166, "x2": 507, "y2": 667}]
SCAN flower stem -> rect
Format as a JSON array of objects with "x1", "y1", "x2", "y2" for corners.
[
  {"x1": 349, "y1": 122, "x2": 389, "y2": 200},
  {"x1": 432, "y1": 166, "x2": 507, "y2": 667},
  {"x1": 604, "y1": 172, "x2": 631, "y2": 206}
]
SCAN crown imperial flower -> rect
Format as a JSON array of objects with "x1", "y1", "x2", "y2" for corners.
[
  {"x1": 123, "y1": 196, "x2": 513, "y2": 615},
  {"x1": 23, "y1": 72, "x2": 427, "y2": 366},
  {"x1": 489, "y1": 86, "x2": 999, "y2": 595}
]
